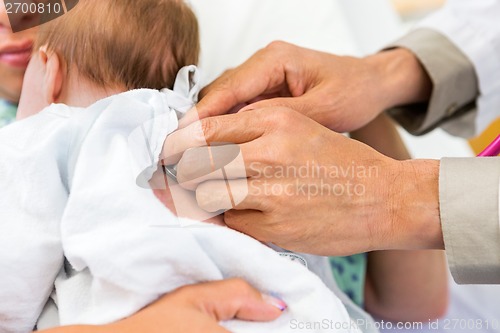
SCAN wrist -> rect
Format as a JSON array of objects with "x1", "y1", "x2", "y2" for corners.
[
  {"x1": 364, "y1": 48, "x2": 433, "y2": 110},
  {"x1": 382, "y1": 159, "x2": 443, "y2": 250}
]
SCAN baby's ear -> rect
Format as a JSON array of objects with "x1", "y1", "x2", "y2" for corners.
[{"x1": 40, "y1": 47, "x2": 64, "y2": 104}]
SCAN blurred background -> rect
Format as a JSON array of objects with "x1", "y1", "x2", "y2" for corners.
[
  {"x1": 391, "y1": 0, "x2": 500, "y2": 158},
  {"x1": 391, "y1": 0, "x2": 445, "y2": 21},
  {"x1": 192, "y1": 0, "x2": 477, "y2": 160}
]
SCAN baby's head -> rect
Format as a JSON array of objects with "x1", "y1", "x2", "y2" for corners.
[{"x1": 18, "y1": 0, "x2": 199, "y2": 118}]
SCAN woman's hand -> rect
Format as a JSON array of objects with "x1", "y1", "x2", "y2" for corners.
[
  {"x1": 165, "y1": 108, "x2": 443, "y2": 256},
  {"x1": 182, "y1": 42, "x2": 432, "y2": 133},
  {"x1": 39, "y1": 279, "x2": 284, "y2": 333}
]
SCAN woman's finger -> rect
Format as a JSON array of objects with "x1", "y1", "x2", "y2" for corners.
[{"x1": 184, "y1": 279, "x2": 285, "y2": 322}]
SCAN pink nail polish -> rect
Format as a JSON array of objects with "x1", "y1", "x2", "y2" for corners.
[{"x1": 262, "y1": 293, "x2": 287, "y2": 311}]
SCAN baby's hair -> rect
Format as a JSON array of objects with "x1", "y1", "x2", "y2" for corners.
[{"x1": 35, "y1": 0, "x2": 200, "y2": 90}]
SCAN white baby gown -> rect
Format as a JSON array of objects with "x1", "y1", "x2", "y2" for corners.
[{"x1": 0, "y1": 66, "x2": 367, "y2": 333}]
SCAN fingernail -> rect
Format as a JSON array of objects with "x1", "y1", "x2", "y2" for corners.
[{"x1": 262, "y1": 293, "x2": 287, "y2": 312}]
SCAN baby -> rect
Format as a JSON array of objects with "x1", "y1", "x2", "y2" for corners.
[{"x1": 0, "y1": 1, "x2": 369, "y2": 332}]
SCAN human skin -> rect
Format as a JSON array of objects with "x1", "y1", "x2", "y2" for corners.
[
  {"x1": 0, "y1": 0, "x2": 38, "y2": 103},
  {"x1": 163, "y1": 43, "x2": 446, "y2": 322},
  {"x1": 178, "y1": 41, "x2": 433, "y2": 132},
  {"x1": 164, "y1": 42, "x2": 443, "y2": 255},
  {"x1": 38, "y1": 279, "x2": 283, "y2": 333},
  {"x1": 351, "y1": 115, "x2": 448, "y2": 322}
]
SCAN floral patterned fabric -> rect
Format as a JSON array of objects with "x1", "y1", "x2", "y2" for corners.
[{"x1": 330, "y1": 253, "x2": 367, "y2": 307}]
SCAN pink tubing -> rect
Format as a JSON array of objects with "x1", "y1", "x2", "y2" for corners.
[{"x1": 478, "y1": 134, "x2": 500, "y2": 157}]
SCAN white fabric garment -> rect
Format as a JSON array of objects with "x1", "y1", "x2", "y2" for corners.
[
  {"x1": 416, "y1": 0, "x2": 500, "y2": 135},
  {"x1": 0, "y1": 66, "x2": 361, "y2": 333}
]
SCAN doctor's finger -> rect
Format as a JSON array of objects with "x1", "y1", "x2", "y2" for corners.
[
  {"x1": 196, "y1": 179, "x2": 270, "y2": 213},
  {"x1": 186, "y1": 279, "x2": 285, "y2": 322},
  {"x1": 180, "y1": 47, "x2": 289, "y2": 126},
  {"x1": 240, "y1": 93, "x2": 317, "y2": 118},
  {"x1": 162, "y1": 111, "x2": 267, "y2": 165},
  {"x1": 175, "y1": 142, "x2": 265, "y2": 190}
]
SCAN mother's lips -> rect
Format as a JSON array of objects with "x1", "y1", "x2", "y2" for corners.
[{"x1": 0, "y1": 40, "x2": 33, "y2": 68}]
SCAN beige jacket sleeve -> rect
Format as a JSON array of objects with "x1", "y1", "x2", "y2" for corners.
[
  {"x1": 440, "y1": 158, "x2": 500, "y2": 284},
  {"x1": 386, "y1": 28, "x2": 479, "y2": 138},
  {"x1": 387, "y1": 29, "x2": 500, "y2": 284}
]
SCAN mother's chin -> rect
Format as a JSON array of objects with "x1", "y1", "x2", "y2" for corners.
[{"x1": 0, "y1": 38, "x2": 33, "y2": 103}]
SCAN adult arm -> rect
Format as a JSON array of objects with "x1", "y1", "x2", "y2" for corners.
[
  {"x1": 185, "y1": 1, "x2": 500, "y2": 137},
  {"x1": 387, "y1": 0, "x2": 500, "y2": 284},
  {"x1": 169, "y1": 100, "x2": 500, "y2": 285},
  {"x1": 351, "y1": 115, "x2": 448, "y2": 321},
  {"x1": 165, "y1": 108, "x2": 443, "y2": 256},
  {"x1": 168, "y1": 1, "x2": 500, "y2": 285},
  {"x1": 178, "y1": 43, "x2": 432, "y2": 134},
  {"x1": 38, "y1": 279, "x2": 283, "y2": 333}
]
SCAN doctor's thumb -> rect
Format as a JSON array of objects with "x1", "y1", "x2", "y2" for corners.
[
  {"x1": 179, "y1": 87, "x2": 242, "y2": 128},
  {"x1": 239, "y1": 95, "x2": 312, "y2": 116}
]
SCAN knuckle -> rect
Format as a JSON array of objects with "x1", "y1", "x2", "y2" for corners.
[
  {"x1": 257, "y1": 146, "x2": 279, "y2": 166},
  {"x1": 194, "y1": 183, "x2": 211, "y2": 208},
  {"x1": 265, "y1": 40, "x2": 291, "y2": 53},
  {"x1": 196, "y1": 181, "x2": 227, "y2": 212},
  {"x1": 228, "y1": 278, "x2": 252, "y2": 292},
  {"x1": 224, "y1": 278, "x2": 255, "y2": 299},
  {"x1": 266, "y1": 107, "x2": 298, "y2": 129},
  {"x1": 175, "y1": 283, "x2": 197, "y2": 300},
  {"x1": 220, "y1": 68, "x2": 236, "y2": 78},
  {"x1": 199, "y1": 118, "x2": 218, "y2": 143},
  {"x1": 257, "y1": 41, "x2": 292, "y2": 65}
]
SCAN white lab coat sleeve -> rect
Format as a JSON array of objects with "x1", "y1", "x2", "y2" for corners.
[{"x1": 0, "y1": 109, "x2": 69, "y2": 333}]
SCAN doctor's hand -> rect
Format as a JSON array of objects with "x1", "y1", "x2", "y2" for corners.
[
  {"x1": 40, "y1": 279, "x2": 284, "y2": 333},
  {"x1": 181, "y1": 42, "x2": 432, "y2": 132},
  {"x1": 165, "y1": 108, "x2": 443, "y2": 256}
]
